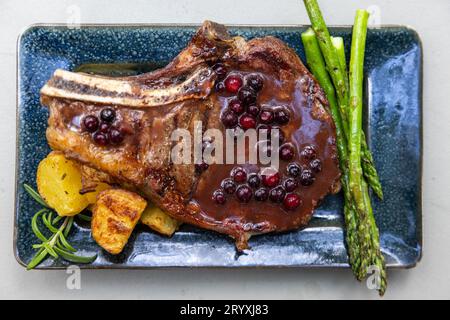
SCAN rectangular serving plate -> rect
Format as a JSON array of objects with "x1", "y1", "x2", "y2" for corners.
[{"x1": 15, "y1": 24, "x2": 422, "y2": 269}]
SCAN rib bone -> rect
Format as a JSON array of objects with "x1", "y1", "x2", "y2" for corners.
[{"x1": 41, "y1": 67, "x2": 215, "y2": 107}]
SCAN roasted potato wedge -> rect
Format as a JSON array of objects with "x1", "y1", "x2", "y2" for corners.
[
  {"x1": 37, "y1": 152, "x2": 89, "y2": 216},
  {"x1": 141, "y1": 204, "x2": 181, "y2": 237},
  {"x1": 92, "y1": 189, "x2": 147, "y2": 255}
]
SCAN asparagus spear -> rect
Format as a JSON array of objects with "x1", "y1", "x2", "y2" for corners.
[
  {"x1": 301, "y1": 28, "x2": 361, "y2": 275},
  {"x1": 349, "y1": 9, "x2": 386, "y2": 295},
  {"x1": 361, "y1": 136, "x2": 384, "y2": 199},
  {"x1": 302, "y1": 0, "x2": 387, "y2": 295},
  {"x1": 362, "y1": 178, "x2": 387, "y2": 294},
  {"x1": 332, "y1": 36, "x2": 383, "y2": 199},
  {"x1": 331, "y1": 36, "x2": 349, "y2": 90},
  {"x1": 303, "y1": 0, "x2": 350, "y2": 130},
  {"x1": 303, "y1": 0, "x2": 369, "y2": 249},
  {"x1": 348, "y1": 9, "x2": 368, "y2": 215}
]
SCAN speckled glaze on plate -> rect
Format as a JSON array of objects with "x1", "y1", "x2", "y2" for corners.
[{"x1": 15, "y1": 24, "x2": 422, "y2": 269}]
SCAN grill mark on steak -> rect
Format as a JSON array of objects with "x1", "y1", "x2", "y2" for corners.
[{"x1": 40, "y1": 21, "x2": 341, "y2": 250}]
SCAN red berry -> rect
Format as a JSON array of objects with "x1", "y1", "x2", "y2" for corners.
[
  {"x1": 283, "y1": 193, "x2": 301, "y2": 210},
  {"x1": 239, "y1": 114, "x2": 257, "y2": 130},
  {"x1": 235, "y1": 184, "x2": 252, "y2": 203},
  {"x1": 247, "y1": 104, "x2": 260, "y2": 117},
  {"x1": 83, "y1": 115, "x2": 99, "y2": 133},
  {"x1": 221, "y1": 111, "x2": 238, "y2": 128},
  {"x1": 213, "y1": 189, "x2": 226, "y2": 204},
  {"x1": 99, "y1": 122, "x2": 110, "y2": 133},
  {"x1": 231, "y1": 167, "x2": 247, "y2": 183},
  {"x1": 262, "y1": 171, "x2": 280, "y2": 188},
  {"x1": 92, "y1": 132, "x2": 108, "y2": 146},
  {"x1": 259, "y1": 110, "x2": 274, "y2": 124},
  {"x1": 229, "y1": 99, "x2": 244, "y2": 115},
  {"x1": 109, "y1": 128, "x2": 124, "y2": 144},
  {"x1": 279, "y1": 143, "x2": 295, "y2": 161},
  {"x1": 224, "y1": 75, "x2": 243, "y2": 93},
  {"x1": 274, "y1": 108, "x2": 290, "y2": 125}
]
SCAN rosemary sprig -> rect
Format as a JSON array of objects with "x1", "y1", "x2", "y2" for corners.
[
  {"x1": 77, "y1": 213, "x2": 92, "y2": 222},
  {"x1": 23, "y1": 183, "x2": 97, "y2": 269}
]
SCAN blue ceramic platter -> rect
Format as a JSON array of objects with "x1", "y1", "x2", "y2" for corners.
[{"x1": 15, "y1": 24, "x2": 422, "y2": 269}]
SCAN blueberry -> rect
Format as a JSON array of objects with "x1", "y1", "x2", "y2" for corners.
[
  {"x1": 299, "y1": 169, "x2": 315, "y2": 186},
  {"x1": 283, "y1": 178, "x2": 298, "y2": 192},
  {"x1": 309, "y1": 158, "x2": 322, "y2": 172},
  {"x1": 221, "y1": 178, "x2": 237, "y2": 194},
  {"x1": 237, "y1": 87, "x2": 257, "y2": 105},
  {"x1": 287, "y1": 163, "x2": 302, "y2": 177},
  {"x1": 301, "y1": 145, "x2": 316, "y2": 159},
  {"x1": 100, "y1": 108, "x2": 115, "y2": 122},
  {"x1": 254, "y1": 188, "x2": 269, "y2": 201},
  {"x1": 269, "y1": 186, "x2": 286, "y2": 203},
  {"x1": 247, "y1": 173, "x2": 261, "y2": 188},
  {"x1": 245, "y1": 73, "x2": 264, "y2": 92}
]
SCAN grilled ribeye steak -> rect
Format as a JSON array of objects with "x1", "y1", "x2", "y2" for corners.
[{"x1": 40, "y1": 21, "x2": 340, "y2": 250}]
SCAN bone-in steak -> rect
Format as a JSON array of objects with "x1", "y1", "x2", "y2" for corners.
[{"x1": 40, "y1": 21, "x2": 340, "y2": 250}]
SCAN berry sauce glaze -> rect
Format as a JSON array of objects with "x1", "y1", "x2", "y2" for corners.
[{"x1": 191, "y1": 67, "x2": 340, "y2": 234}]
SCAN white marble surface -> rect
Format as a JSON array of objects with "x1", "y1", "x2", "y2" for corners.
[{"x1": 0, "y1": 0, "x2": 449, "y2": 299}]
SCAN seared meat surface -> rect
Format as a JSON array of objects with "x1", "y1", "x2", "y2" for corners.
[{"x1": 40, "y1": 21, "x2": 340, "y2": 250}]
